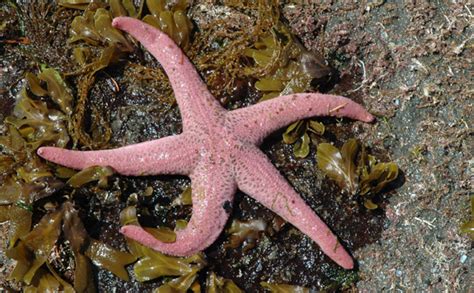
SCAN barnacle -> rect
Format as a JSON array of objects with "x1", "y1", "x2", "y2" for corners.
[
  {"x1": 142, "y1": 0, "x2": 193, "y2": 50},
  {"x1": 206, "y1": 272, "x2": 243, "y2": 293},
  {"x1": 225, "y1": 218, "x2": 267, "y2": 252},
  {"x1": 316, "y1": 139, "x2": 399, "y2": 208}
]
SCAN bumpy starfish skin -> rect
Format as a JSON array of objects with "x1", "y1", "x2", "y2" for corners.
[{"x1": 37, "y1": 17, "x2": 374, "y2": 269}]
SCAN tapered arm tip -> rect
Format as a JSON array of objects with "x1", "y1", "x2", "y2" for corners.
[{"x1": 37, "y1": 146, "x2": 59, "y2": 162}]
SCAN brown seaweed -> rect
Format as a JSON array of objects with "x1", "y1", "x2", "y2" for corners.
[
  {"x1": 119, "y1": 206, "x2": 206, "y2": 284},
  {"x1": 66, "y1": 165, "x2": 114, "y2": 188},
  {"x1": 245, "y1": 24, "x2": 332, "y2": 158},
  {"x1": 317, "y1": 139, "x2": 359, "y2": 195},
  {"x1": 283, "y1": 119, "x2": 325, "y2": 158},
  {"x1": 143, "y1": 0, "x2": 192, "y2": 49},
  {"x1": 317, "y1": 139, "x2": 399, "y2": 208},
  {"x1": 6, "y1": 209, "x2": 63, "y2": 285},
  {"x1": 260, "y1": 282, "x2": 309, "y2": 292},
  {"x1": 206, "y1": 272, "x2": 243, "y2": 293},
  {"x1": 225, "y1": 218, "x2": 267, "y2": 252},
  {"x1": 58, "y1": 0, "x2": 91, "y2": 10},
  {"x1": 460, "y1": 195, "x2": 474, "y2": 239},
  {"x1": 62, "y1": 202, "x2": 96, "y2": 292}
]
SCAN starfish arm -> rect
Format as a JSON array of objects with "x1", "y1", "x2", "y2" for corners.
[
  {"x1": 120, "y1": 162, "x2": 236, "y2": 256},
  {"x1": 234, "y1": 145, "x2": 354, "y2": 269},
  {"x1": 36, "y1": 134, "x2": 197, "y2": 176},
  {"x1": 226, "y1": 93, "x2": 374, "y2": 145},
  {"x1": 112, "y1": 17, "x2": 225, "y2": 129}
]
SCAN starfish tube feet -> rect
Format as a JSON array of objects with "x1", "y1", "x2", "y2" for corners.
[
  {"x1": 37, "y1": 134, "x2": 197, "y2": 176},
  {"x1": 234, "y1": 146, "x2": 354, "y2": 269},
  {"x1": 120, "y1": 165, "x2": 236, "y2": 256}
]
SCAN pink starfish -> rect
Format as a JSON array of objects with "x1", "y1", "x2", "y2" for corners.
[{"x1": 37, "y1": 17, "x2": 374, "y2": 269}]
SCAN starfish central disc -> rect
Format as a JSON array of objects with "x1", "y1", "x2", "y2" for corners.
[{"x1": 37, "y1": 17, "x2": 375, "y2": 270}]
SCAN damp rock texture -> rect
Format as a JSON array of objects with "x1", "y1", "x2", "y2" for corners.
[{"x1": 283, "y1": 1, "x2": 472, "y2": 291}]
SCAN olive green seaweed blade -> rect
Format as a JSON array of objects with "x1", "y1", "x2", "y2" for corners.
[
  {"x1": 119, "y1": 206, "x2": 206, "y2": 283},
  {"x1": 260, "y1": 282, "x2": 310, "y2": 293},
  {"x1": 359, "y1": 160, "x2": 398, "y2": 195},
  {"x1": 340, "y1": 138, "x2": 359, "y2": 194},
  {"x1": 38, "y1": 68, "x2": 74, "y2": 115},
  {"x1": 6, "y1": 209, "x2": 63, "y2": 284},
  {"x1": 85, "y1": 239, "x2": 137, "y2": 281},
  {"x1": 58, "y1": 0, "x2": 91, "y2": 10},
  {"x1": 66, "y1": 165, "x2": 114, "y2": 188},
  {"x1": 460, "y1": 195, "x2": 474, "y2": 239},
  {"x1": 316, "y1": 141, "x2": 359, "y2": 194},
  {"x1": 206, "y1": 272, "x2": 243, "y2": 293},
  {"x1": 62, "y1": 202, "x2": 95, "y2": 292}
]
